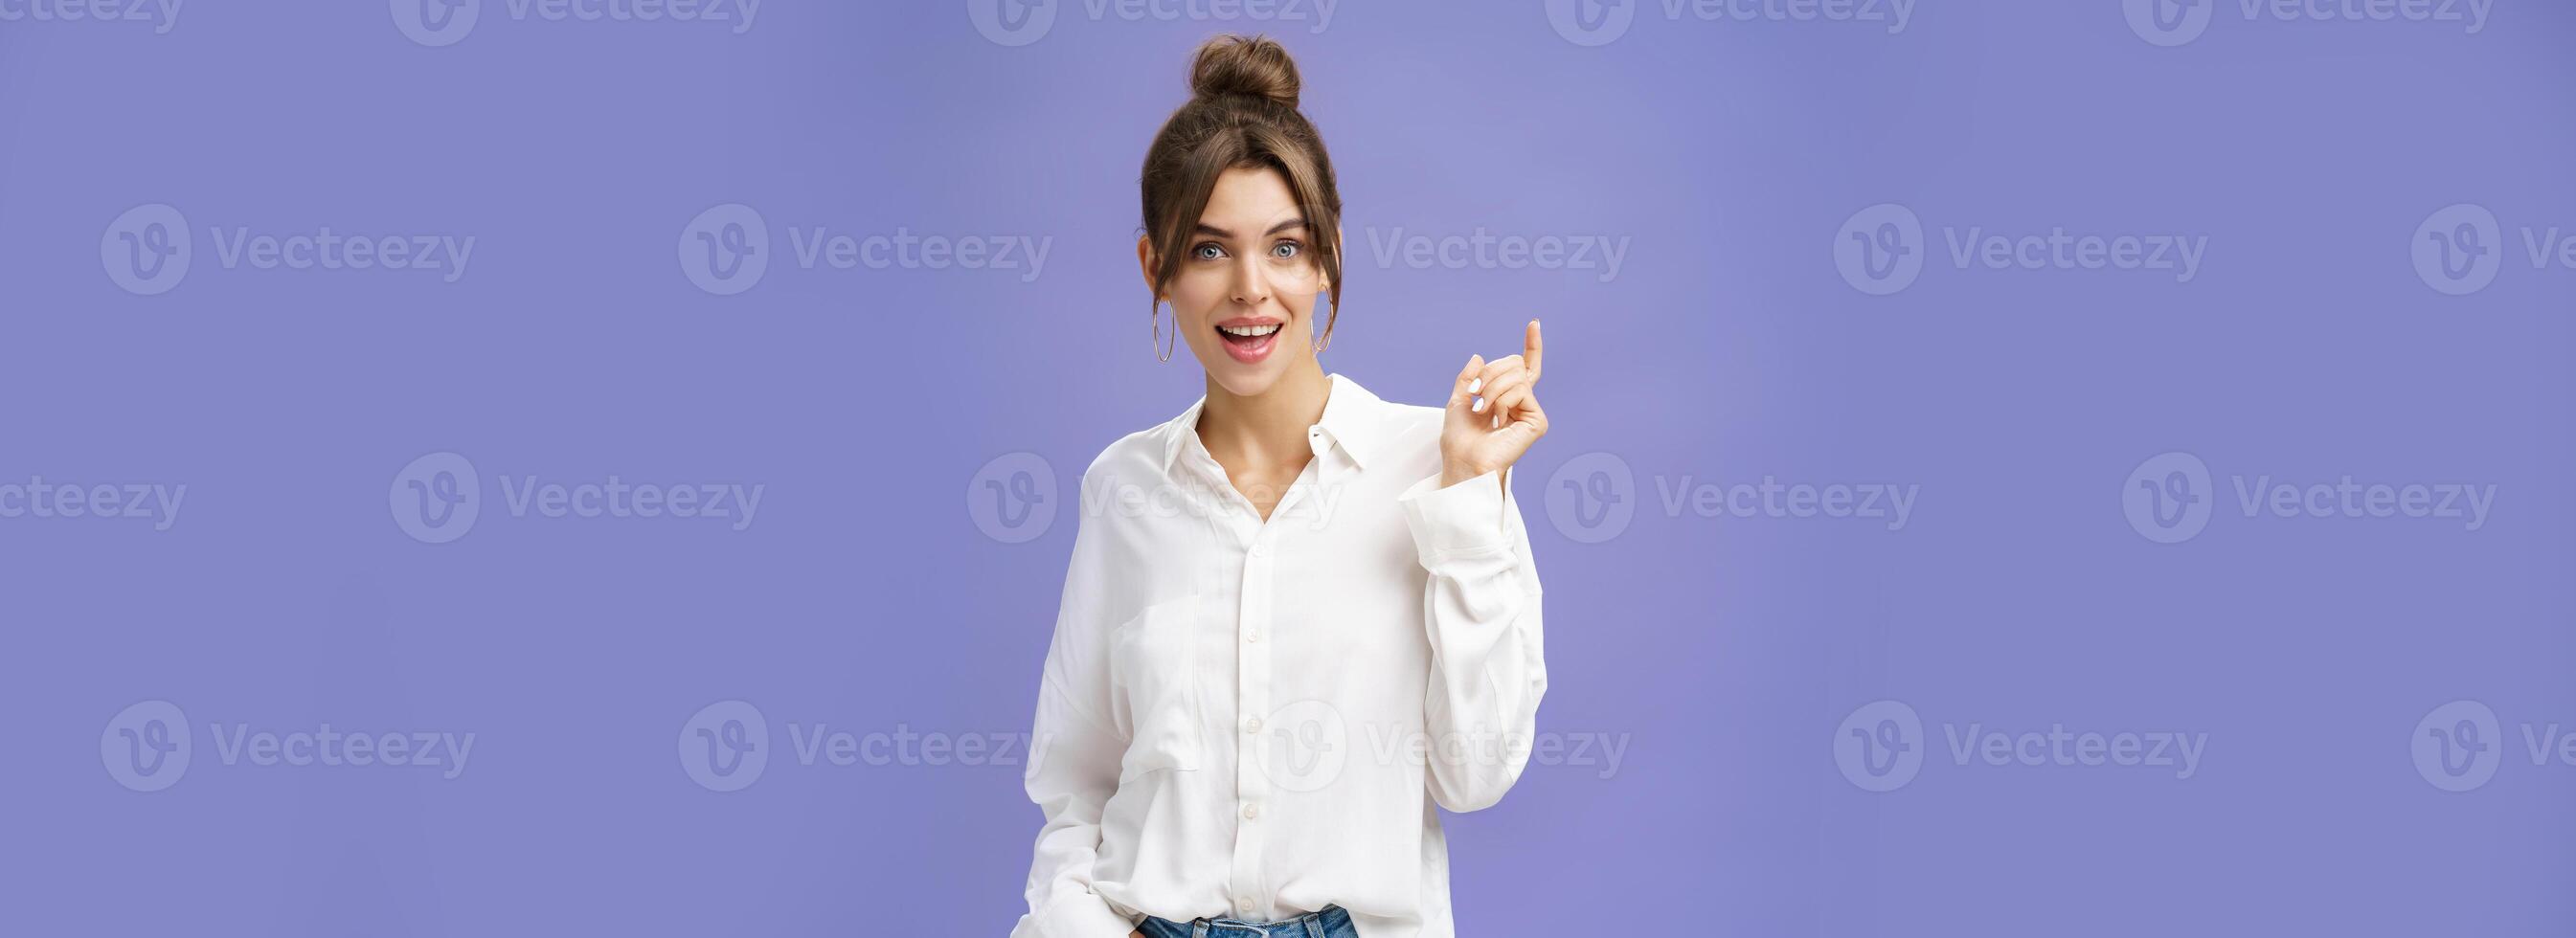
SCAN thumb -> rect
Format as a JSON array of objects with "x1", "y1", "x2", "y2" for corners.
[{"x1": 1447, "y1": 354, "x2": 1484, "y2": 410}]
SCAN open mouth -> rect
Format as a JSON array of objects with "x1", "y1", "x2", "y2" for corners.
[{"x1": 1215, "y1": 321, "x2": 1281, "y2": 363}]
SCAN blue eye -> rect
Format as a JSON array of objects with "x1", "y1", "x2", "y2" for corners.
[
  {"x1": 1272, "y1": 241, "x2": 1301, "y2": 259},
  {"x1": 1193, "y1": 243, "x2": 1226, "y2": 260}
]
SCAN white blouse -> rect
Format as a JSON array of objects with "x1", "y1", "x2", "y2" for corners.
[{"x1": 1010, "y1": 373, "x2": 1548, "y2": 938}]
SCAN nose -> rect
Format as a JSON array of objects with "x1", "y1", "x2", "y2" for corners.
[{"x1": 1229, "y1": 254, "x2": 1272, "y2": 306}]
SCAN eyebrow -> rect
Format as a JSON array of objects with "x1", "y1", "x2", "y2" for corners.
[{"x1": 1193, "y1": 218, "x2": 1309, "y2": 239}]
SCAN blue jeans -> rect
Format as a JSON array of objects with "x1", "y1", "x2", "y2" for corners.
[{"x1": 1137, "y1": 904, "x2": 1359, "y2": 938}]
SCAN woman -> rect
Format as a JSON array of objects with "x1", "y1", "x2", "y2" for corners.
[{"x1": 1010, "y1": 34, "x2": 1551, "y2": 938}]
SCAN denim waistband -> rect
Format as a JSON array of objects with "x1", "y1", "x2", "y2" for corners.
[{"x1": 1140, "y1": 904, "x2": 1353, "y2": 938}]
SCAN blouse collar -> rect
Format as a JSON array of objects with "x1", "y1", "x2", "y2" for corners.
[{"x1": 1158, "y1": 372, "x2": 1390, "y2": 476}]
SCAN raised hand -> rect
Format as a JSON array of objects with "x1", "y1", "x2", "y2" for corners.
[{"x1": 1439, "y1": 320, "x2": 1550, "y2": 489}]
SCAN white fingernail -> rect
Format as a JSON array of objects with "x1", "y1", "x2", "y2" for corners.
[
  {"x1": 1471, "y1": 398, "x2": 1485, "y2": 413},
  {"x1": 1468, "y1": 378, "x2": 1482, "y2": 394}
]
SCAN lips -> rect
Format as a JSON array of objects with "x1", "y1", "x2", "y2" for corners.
[{"x1": 1215, "y1": 320, "x2": 1282, "y2": 364}]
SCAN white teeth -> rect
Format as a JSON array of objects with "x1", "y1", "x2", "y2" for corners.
[{"x1": 1219, "y1": 324, "x2": 1281, "y2": 338}]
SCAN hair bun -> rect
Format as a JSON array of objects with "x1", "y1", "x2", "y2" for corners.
[{"x1": 1189, "y1": 34, "x2": 1300, "y2": 109}]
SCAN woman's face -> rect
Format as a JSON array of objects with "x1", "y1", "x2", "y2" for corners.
[{"x1": 1141, "y1": 166, "x2": 1326, "y2": 397}]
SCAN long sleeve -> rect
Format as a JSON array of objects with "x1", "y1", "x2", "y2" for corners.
[
  {"x1": 1395, "y1": 466, "x2": 1548, "y2": 813},
  {"x1": 1010, "y1": 473, "x2": 1141, "y2": 938}
]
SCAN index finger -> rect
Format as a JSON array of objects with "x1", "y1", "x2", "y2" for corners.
[{"x1": 1524, "y1": 319, "x2": 1544, "y2": 382}]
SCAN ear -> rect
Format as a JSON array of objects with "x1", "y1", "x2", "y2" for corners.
[
  {"x1": 1136, "y1": 234, "x2": 1159, "y2": 298},
  {"x1": 1324, "y1": 224, "x2": 1344, "y2": 291}
]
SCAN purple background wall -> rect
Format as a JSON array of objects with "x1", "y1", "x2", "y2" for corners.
[{"x1": 5, "y1": 1, "x2": 2573, "y2": 934}]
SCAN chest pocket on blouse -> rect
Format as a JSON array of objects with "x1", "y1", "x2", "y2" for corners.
[{"x1": 1111, "y1": 593, "x2": 1206, "y2": 780}]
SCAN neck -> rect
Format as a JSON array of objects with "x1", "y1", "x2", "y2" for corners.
[{"x1": 1196, "y1": 356, "x2": 1331, "y2": 469}]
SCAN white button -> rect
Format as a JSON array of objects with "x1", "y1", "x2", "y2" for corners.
[
  {"x1": 1244, "y1": 630, "x2": 1260, "y2": 643},
  {"x1": 1249, "y1": 542, "x2": 1270, "y2": 558},
  {"x1": 1244, "y1": 717, "x2": 1262, "y2": 734},
  {"x1": 1242, "y1": 803, "x2": 1260, "y2": 819},
  {"x1": 1238, "y1": 899, "x2": 1257, "y2": 913}
]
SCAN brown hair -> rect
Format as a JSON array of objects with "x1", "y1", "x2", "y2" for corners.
[{"x1": 1140, "y1": 34, "x2": 1344, "y2": 346}]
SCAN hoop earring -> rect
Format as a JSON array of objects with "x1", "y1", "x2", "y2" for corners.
[
  {"x1": 1313, "y1": 279, "x2": 1334, "y2": 354},
  {"x1": 1151, "y1": 302, "x2": 1176, "y2": 363}
]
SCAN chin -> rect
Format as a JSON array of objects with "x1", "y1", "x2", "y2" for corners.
[{"x1": 1208, "y1": 365, "x2": 1288, "y2": 398}]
